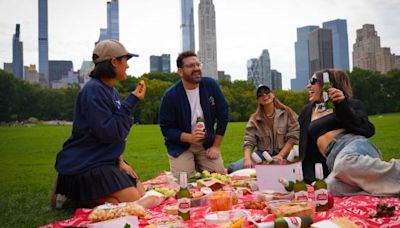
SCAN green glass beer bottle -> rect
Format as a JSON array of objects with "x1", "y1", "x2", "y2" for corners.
[
  {"x1": 322, "y1": 72, "x2": 334, "y2": 110},
  {"x1": 314, "y1": 163, "x2": 329, "y2": 211},
  {"x1": 177, "y1": 172, "x2": 191, "y2": 221},
  {"x1": 278, "y1": 177, "x2": 294, "y2": 192},
  {"x1": 293, "y1": 166, "x2": 308, "y2": 201},
  {"x1": 274, "y1": 216, "x2": 313, "y2": 228}
]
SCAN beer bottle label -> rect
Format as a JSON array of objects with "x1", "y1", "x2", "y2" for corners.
[
  {"x1": 315, "y1": 189, "x2": 329, "y2": 206},
  {"x1": 283, "y1": 217, "x2": 301, "y2": 228},
  {"x1": 294, "y1": 190, "x2": 308, "y2": 201},
  {"x1": 178, "y1": 198, "x2": 191, "y2": 213}
]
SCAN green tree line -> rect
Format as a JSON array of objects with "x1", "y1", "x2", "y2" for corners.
[{"x1": 1, "y1": 68, "x2": 399, "y2": 123}]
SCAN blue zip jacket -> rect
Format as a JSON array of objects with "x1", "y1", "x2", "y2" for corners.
[
  {"x1": 55, "y1": 78, "x2": 139, "y2": 175},
  {"x1": 159, "y1": 77, "x2": 229, "y2": 157}
]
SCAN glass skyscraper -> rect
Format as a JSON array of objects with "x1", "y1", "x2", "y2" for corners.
[
  {"x1": 291, "y1": 25, "x2": 319, "y2": 91},
  {"x1": 12, "y1": 24, "x2": 24, "y2": 79},
  {"x1": 38, "y1": 0, "x2": 49, "y2": 86},
  {"x1": 247, "y1": 50, "x2": 271, "y2": 88},
  {"x1": 98, "y1": 0, "x2": 119, "y2": 42},
  {"x1": 323, "y1": 19, "x2": 350, "y2": 71},
  {"x1": 180, "y1": 0, "x2": 195, "y2": 52},
  {"x1": 308, "y1": 28, "x2": 334, "y2": 76},
  {"x1": 150, "y1": 54, "x2": 171, "y2": 73}
]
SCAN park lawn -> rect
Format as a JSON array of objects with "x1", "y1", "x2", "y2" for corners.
[{"x1": 0, "y1": 113, "x2": 399, "y2": 227}]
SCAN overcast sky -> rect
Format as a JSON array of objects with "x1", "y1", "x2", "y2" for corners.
[{"x1": 0, "y1": 0, "x2": 399, "y2": 89}]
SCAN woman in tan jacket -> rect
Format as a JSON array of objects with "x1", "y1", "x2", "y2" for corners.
[{"x1": 227, "y1": 85, "x2": 300, "y2": 173}]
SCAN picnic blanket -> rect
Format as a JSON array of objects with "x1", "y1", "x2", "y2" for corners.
[{"x1": 39, "y1": 173, "x2": 400, "y2": 228}]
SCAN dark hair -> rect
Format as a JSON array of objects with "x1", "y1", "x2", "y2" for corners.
[
  {"x1": 89, "y1": 55, "x2": 125, "y2": 79},
  {"x1": 313, "y1": 69, "x2": 353, "y2": 98},
  {"x1": 176, "y1": 51, "x2": 197, "y2": 68}
]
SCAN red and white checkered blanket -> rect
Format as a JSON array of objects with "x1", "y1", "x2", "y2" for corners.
[{"x1": 40, "y1": 173, "x2": 400, "y2": 228}]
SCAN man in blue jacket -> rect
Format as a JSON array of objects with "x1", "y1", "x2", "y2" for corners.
[{"x1": 159, "y1": 51, "x2": 229, "y2": 176}]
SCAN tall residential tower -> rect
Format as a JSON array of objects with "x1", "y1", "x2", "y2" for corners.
[
  {"x1": 198, "y1": 0, "x2": 218, "y2": 79},
  {"x1": 247, "y1": 49, "x2": 271, "y2": 88},
  {"x1": 180, "y1": 0, "x2": 195, "y2": 52},
  {"x1": 38, "y1": 0, "x2": 49, "y2": 86},
  {"x1": 323, "y1": 19, "x2": 349, "y2": 71},
  {"x1": 98, "y1": 0, "x2": 119, "y2": 42},
  {"x1": 291, "y1": 25, "x2": 318, "y2": 91},
  {"x1": 12, "y1": 24, "x2": 24, "y2": 79},
  {"x1": 308, "y1": 28, "x2": 334, "y2": 76}
]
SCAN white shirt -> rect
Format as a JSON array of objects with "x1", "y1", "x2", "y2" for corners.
[{"x1": 185, "y1": 86, "x2": 204, "y2": 132}]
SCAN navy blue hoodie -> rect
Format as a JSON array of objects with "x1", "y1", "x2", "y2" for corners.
[{"x1": 55, "y1": 78, "x2": 139, "y2": 175}]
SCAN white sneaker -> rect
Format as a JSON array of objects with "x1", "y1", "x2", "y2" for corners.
[{"x1": 55, "y1": 194, "x2": 68, "y2": 209}]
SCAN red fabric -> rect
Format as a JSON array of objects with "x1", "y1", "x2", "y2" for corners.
[{"x1": 39, "y1": 173, "x2": 400, "y2": 228}]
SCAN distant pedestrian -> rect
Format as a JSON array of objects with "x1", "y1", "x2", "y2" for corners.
[{"x1": 52, "y1": 39, "x2": 146, "y2": 207}]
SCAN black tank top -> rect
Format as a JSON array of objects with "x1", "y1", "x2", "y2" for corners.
[{"x1": 308, "y1": 113, "x2": 342, "y2": 142}]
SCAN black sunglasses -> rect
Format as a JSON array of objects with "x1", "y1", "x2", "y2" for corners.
[
  {"x1": 257, "y1": 88, "x2": 271, "y2": 98},
  {"x1": 309, "y1": 76, "x2": 318, "y2": 85}
]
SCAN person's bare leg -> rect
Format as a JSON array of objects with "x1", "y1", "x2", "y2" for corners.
[
  {"x1": 110, "y1": 187, "x2": 142, "y2": 202},
  {"x1": 95, "y1": 196, "x2": 119, "y2": 205}
]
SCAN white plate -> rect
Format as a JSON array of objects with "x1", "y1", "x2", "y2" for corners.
[
  {"x1": 205, "y1": 209, "x2": 247, "y2": 225},
  {"x1": 228, "y1": 168, "x2": 256, "y2": 177}
]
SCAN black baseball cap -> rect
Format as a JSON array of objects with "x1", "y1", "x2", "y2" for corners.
[{"x1": 256, "y1": 84, "x2": 271, "y2": 98}]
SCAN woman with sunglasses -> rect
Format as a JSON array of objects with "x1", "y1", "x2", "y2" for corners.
[
  {"x1": 227, "y1": 85, "x2": 300, "y2": 174},
  {"x1": 299, "y1": 69, "x2": 400, "y2": 196}
]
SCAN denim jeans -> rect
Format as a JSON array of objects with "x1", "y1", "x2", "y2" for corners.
[
  {"x1": 227, "y1": 149, "x2": 280, "y2": 174},
  {"x1": 326, "y1": 133, "x2": 400, "y2": 196}
]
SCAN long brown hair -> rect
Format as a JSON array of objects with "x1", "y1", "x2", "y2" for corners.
[
  {"x1": 313, "y1": 69, "x2": 353, "y2": 98},
  {"x1": 253, "y1": 95, "x2": 297, "y2": 122}
]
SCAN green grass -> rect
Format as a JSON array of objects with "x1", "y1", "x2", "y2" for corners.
[{"x1": 0, "y1": 113, "x2": 399, "y2": 227}]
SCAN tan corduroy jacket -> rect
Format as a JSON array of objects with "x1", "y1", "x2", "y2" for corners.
[{"x1": 242, "y1": 108, "x2": 300, "y2": 153}]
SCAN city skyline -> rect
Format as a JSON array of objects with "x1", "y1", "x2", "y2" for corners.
[{"x1": 0, "y1": 0, "x2": 399, "y2": 89}]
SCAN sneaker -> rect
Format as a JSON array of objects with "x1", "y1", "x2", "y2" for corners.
[{"x1": 51, "y1": 193, "x2": 69, "y2": 209}]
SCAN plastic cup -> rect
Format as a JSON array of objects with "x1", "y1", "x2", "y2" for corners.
[{"x1": 209, "y1": 191, "x2": 232, "y2": 212}]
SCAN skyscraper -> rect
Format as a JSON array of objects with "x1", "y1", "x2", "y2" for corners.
[
  {"x1": 107, "y1": 0, "x2": 119, "y2": 40},
  {"x1": 98, "y1": 0, "x2": 119, "y2": 42},
  {"x1": 12, "y1": 24, "x2": 23, "y2": 79},
  {"x1": 353, "y1": 24, "x2": 399, "y2": 73},
  {"x1": 198, "y1": 0, "x2": 218, "y2": 79},
  {"x1": 323, "y1": 19, "x2": 349, "y2": 71},
  {"x1": 180, "y1": 0, "x2": 195, "y2": 52},
  {"x1": 49, "y1": 60, "x2": 73, "y2": 87},
  {"x1": 291, "y1": 25, "x2": 319, "y2": 91},
  {"x1": 308, "y1": 28, "x2": 334, "y2": 76},
  {"x1": 247, "y1": 58, "x2": 261, "y2": 86},
  {"x1": 271, "y1": 69, "x2": 282, "y2": 90},
  {"x1": 150, "y1": 54, "x2": 171, "y2": 73},
  {"x1": 38, "y1": 0, "x2": 49, "y2": 86},
  {"x1": 247, "y1": 50, "x2": 271, "y2": 88},
  {"x1": 259, "y1": 50, "x2": 272, "y2": 88}
]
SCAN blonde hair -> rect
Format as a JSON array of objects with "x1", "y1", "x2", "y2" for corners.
[{"x1": 253, "y1": 95, "x2": 297, "y2": 122}]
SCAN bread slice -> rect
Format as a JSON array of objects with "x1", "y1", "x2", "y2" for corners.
[{"x1": 271, "y1": 201, "x2": 314, "y2": 218}]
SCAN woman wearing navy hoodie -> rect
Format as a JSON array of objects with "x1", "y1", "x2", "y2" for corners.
[{"x1": 53, "y1": 40, "x2": 146, "y2": 207}]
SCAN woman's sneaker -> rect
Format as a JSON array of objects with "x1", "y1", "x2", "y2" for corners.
[{"x1": 51, "y1": 193, "x2": 69, "y2": 209}]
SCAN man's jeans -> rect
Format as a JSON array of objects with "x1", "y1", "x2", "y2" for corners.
[{"x1": 326, "y1": 134, "x2": 400, "y2": 196}]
